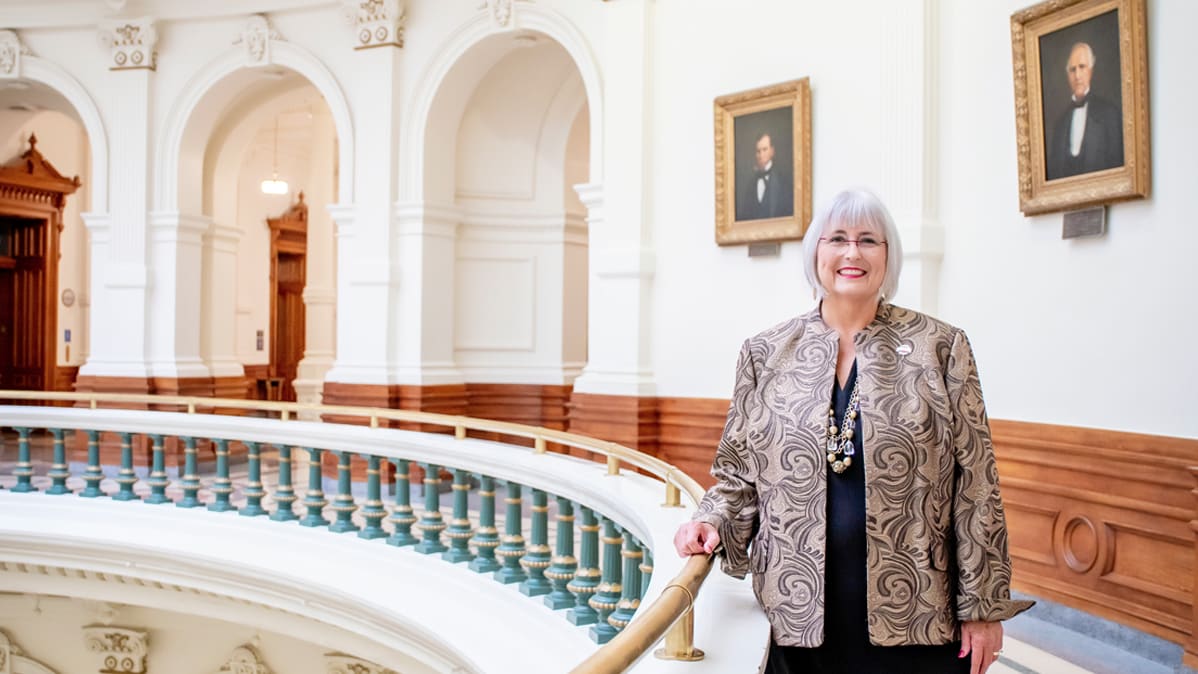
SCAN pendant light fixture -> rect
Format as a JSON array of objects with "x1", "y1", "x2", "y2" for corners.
[{"x1": 259, "y1": 115, "x2": 289, "y2": 195}]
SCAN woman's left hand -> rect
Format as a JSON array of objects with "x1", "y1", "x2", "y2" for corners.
[{"x1": 959, "y1": 620, "x2": 1003, "y2": 674}]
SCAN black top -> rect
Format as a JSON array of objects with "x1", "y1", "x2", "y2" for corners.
[{"x1": 766, "y1": 361, "x2": 969, "y2": 674}]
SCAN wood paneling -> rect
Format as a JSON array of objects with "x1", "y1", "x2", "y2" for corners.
[
  {"x1": 657, "y1": 397, "x2": 726, "y2": 489},
  {"x1": 990, "y1": 419, "x2": 1198, "y2": 649},
  {"x1": 267, "y1": 196, "x2": 307, "y2": 403},
  {"x1": 566, "y1": 392, "x2": 660, "y2": 463}
]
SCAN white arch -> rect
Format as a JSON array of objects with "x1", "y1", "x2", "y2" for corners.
[
  {"x1": 155, "y1": 40, "x2": 353, "y2": 213},
  {"x1": 401, "y1": 5, "x2": 604, "y2": 200},
  {"x1": 22, "y1": 56, "x2": 109, "y2": 213}
]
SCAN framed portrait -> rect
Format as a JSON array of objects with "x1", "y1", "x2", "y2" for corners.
[
  {"x1": 1010, "y1": 0, "x2": 1150, "y2": 216},
  {"x1": 714, "y1": 78, "x2": 812, "y2": 245}
]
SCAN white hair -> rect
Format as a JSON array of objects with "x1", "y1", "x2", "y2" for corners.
[{"x1": 801, "y1": 188, "x2": 903, "y2": 301}]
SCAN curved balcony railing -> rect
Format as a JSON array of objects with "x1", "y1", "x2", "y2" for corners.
[{"x1": 0, "y1": 391, "x2": 768, "y2": 673}]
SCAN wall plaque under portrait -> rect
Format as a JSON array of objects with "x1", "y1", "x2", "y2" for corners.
[
  {"x1": 1010, "y1": 0, "x2": 1150, "y2": 216},
  {"x1": 714, "y1": 78, "x2": 811, "y2": 245}
]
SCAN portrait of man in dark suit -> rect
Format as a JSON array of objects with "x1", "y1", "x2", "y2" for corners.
[
  {"x1": 1040, "y1": 10, "x2": 1124, "y2": 181},
  {"x1": 733, "y1": 107, "x2": 794, "y2": 222}
]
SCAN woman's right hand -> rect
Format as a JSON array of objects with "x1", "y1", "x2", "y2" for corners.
[{"x1": 674, "y1": 521, "x2": 721, "y2": 557}]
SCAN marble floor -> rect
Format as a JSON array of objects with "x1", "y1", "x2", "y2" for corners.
[{"x1": 0, "y1": 434, "x2": 1178, "y2": 674}]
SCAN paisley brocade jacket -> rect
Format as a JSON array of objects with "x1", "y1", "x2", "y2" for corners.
[{"x1": 694, "y1": 303, "x2": 1033, "y2": 647}]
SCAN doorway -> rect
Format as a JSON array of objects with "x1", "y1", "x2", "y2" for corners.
[
  {"x1": 267, "y1": 196, "x2": 308, "y2": 402},
  {"x1": 0, "y1": 216, "x2": 50, "y2": 390}
]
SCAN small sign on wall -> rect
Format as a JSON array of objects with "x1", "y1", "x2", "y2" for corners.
[{"x1": 256, "y1": 329, "x2": 264, "y2": 351}]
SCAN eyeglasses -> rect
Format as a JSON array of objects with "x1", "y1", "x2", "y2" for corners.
[{"x1": 818, "y1": 235, "x2": 887, "y2": 251}]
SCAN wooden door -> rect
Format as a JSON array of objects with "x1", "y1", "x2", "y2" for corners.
[
  {"x1": 0, "y1": 216, "x2": 48, "y2": 390},
  {"x1": 272, "y1": 251, "x2": 305, "y2": 402}
]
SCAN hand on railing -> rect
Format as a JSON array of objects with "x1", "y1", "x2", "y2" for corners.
[{"x1": 673, "y1": 521, "x2": 720, "y2": 557}]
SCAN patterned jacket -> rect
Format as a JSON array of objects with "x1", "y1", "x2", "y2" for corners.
[{"x1": 694, "y1": 303, "x2": 1032, "y2": 647}]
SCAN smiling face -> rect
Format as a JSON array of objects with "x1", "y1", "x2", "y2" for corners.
[{"x1": 816, "y1": 221, "x2": 888, "y2": 302}]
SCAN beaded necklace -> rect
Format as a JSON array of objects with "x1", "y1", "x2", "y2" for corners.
[{"x1": 825, "y1": 378, "x2": 860, "y2": 474}]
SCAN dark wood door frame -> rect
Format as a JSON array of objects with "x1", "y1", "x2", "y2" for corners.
[
  {"x1": 267, "y1": 192, "x2": 308, "y2": 402},
  {"x1": 0, "y1": 134, "x2": 81, "y2": 392}
]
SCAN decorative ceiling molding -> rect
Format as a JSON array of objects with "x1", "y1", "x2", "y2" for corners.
[
  {"x1": 234, "y1": 14, "x2": 283, "y2": 68},
  {"x1": 97, "y1": 17, "x2": 157, "y2": 71},
  {"x1": 324, "y1": 654, "x2": 396, "y2": 674},
  {"x1": 341, "y1": 0, "x2": 405, "y2": 50},
  {"x1": 477, "y1": 0, "x2": 532, "y2": 29},
  {"x1": 0, "y1": 30, "x2": 34, "y2": 79},
  {"x1": 216, "y1": 644, "x2": 272, "y2": 674},
  {"x1": 82, "y1": 626, "x2": 148, "y2": 674}
]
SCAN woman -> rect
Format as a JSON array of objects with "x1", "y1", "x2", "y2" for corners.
[{"x1": 674, "y1": 189, "x2": 1031, "y2": 674}]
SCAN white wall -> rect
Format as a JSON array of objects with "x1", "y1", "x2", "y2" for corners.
[{"x1": 646, "y1": 0, "x2": 1196, "y2": 439}]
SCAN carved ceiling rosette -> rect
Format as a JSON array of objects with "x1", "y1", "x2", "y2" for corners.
[
  {"x1": 82, "y1": 626, "x2": 148, "y2": 674},
  {"x1": 98, "y1": 17, "x2": 157, "y2": 71},
  {"x1": 341, "y1": 0, "x2": 406, "y2": 50},
  {"x1": 234, "y1": 15, "x2": 283, "y2": 67},
  {"x1": 0, "y1": 30, "x2": 33, "y2": 79}
]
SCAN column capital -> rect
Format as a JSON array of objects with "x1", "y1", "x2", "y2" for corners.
[
  {"x1": 98, "y1": 17, "x2": 158, "y2": 71},
  {"x1": 83, "y1": 626, "x2": 148, "y2": 674},
  {"x1": 342, "y1": 0, "x2": 406, "y2": 50}
]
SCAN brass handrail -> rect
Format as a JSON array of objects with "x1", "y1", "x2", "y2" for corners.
[{"x1": 0, "y1": 390, "x2": 716, "y2": 670}]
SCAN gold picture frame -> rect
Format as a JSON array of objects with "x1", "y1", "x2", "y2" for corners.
[
  {"x1": 1010, "y1": 0, "x2": 1150, "y2": 215},
  {"x1": 714, "y1": 78, "x2": 812, "y2": 245}
]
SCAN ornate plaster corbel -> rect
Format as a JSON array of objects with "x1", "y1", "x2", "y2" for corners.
[
  {"x1": 0, "y1": 30, "x2": 34, "y2": 79},
  {"x1": 341, "y1": 0, "x2": 406, "y2": 50},
  {"x1": 477, "y1": 0, "x2": 532, "y2": 29},
  {"x1": 98, "y1": 17, "x2": 158, "y2": 71},
  {"x1": 216, "y1": 644, "x2": 272, "y2": 674},
  {"x1": 234, "y1": 14, "x2": 284, "y2": 67},
  {"x1": 325, "y1": 653, "x2": 396, "y2": 674},
  {"x1": 82, "y1": 626, "x2": 148, "y2": 674}
]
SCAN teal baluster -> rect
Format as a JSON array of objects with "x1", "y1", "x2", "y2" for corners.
[
  {"x1": 567, "y1": 505, "x2": 601, "y2": 626},
  {"x1": 587, "y1": 517, "x2": 623, "y2": 644},
  {"x1": 269, "y1": 444, "x2": 298, "y2": 521},
  {"x1": 45, "y1": 429, "x2": 70, "y2": 495},
  {"x1": 640, "y1": 548, "x2": 653, "y2": 599},
  {"x1": 79, "y1": 430, "x2": 103, "y2": 498},
  {"x1": 144, "y1": 434, "x2": 171, "y2": 504},
  {"x1": 358, "y1": 454, "x2": 387, "y2": 539},
  {"x1": 414, "y1": 463, "x2": 447, "y2": 554},
  {"x1": 111, "y1": 432, "x2": 139, "y2": 501},
  {"x1": 519, "y1": 488, "x2": 552, "y2": 596},
  {"x1": 207, "y1": 438, "x2": 236, "y2": 512},
  {"x1": 177, "y1": 436, "x2": 202, "y2": 508},
  {"x1": 11, "y1": 427, "x2": 35, "y2": 493},
  {"x1": 299, "y1": 447, "x2": 329, "y2": 527},
  {"x1": 468, "y1": 474, "x2": 500, "y2": 572},
  {"x1": 607, "y1": 532, "x2": 644, "y2": 633},
  {"x1": 442, "y1": 468, "x2": 474, "y2": 563},
  {"x1": 544, "y1": 496, "x2": 577, "y2": 610},
  {"x1": 493, "y1": 481, "x2": 527, "y2": 584},
  {"x1": 386, "y1": 459, "x2": 417, "y2": 547},
  {"x1": 328, "y1": 451, "x2": 359, "y2": 534},
  {"x1": 240, "y1": 441, "x2": 266, "y2": 516}
]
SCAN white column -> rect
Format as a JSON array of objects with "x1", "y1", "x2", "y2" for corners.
[
  {"x1": 879, "y1": 0, "x2": 943, "y2": 313},
  {"x1": 294, "y1": 108, "x2": 338, "y2": 405},
  {"x1": 571, "y1": 0, "x2": 656, "y2": 397},
  {"x1": 201, "y1": 221, "x2": 244, "y2": 380},
  {"x1": 392, "y1": 201, "x2": 460, "y2": 385},
  {"x1": 145, "y1": 212, "x2": 211, "y2": 380},
  {"x1": 78, "y1": 68, "x2": 152, "y2": 380},
  {"x1": 323, "y1": 45, "x2": 402, "y2": 386}
]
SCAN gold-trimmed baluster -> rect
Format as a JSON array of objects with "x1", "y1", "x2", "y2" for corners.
[
  {"x1": 588, "y1": 516, "x2": 623, "y2": 644},
  {"x1": 386, "y1": 458, "x2": 417, "y2": 547},
  {"x1": 176, "y1": 436, "x2": 202, "y2": 508},
  {"x1": 112, "y1": 432, "x2": 139, "y2": 501},
  {"x1": 207, "y1": 438, "x2": 236, "y2": 512},
  {"x1": 442, "y1": 468, "x2": 474, "y2": 562},
  {"x1": 10, "y1": 427, "x2": 36, "y2": 493},
  {"x1": 269, "y1": 444, "x2": 298, "y2": 521},
  {"x1": 240, "y1": 441, "x2": 266, "y2": 516},
  {"x1": 299, "y1": 447, "x2": 329, "y2": 527},
  {"x1": 45, "y1": 428, "x2": 71, "y2": 495},
  {"x1": 328, "y1": 451, "x2": 360, "y2": 534},
  {"x1": 413, "y1": 463, "x2": 447, "y2": 554},
  {"x1": 607, "y1": 532, "x2": 644, "y2": 633},
  {"x1": 79, "y1": 429, "x2": 103, "y2": 498},
  {"x1": 640, "y1": 548, "x2": 653, "y2": 598},
  {"x1": 494, "y1": 480, "x2": 527, "y2": 584},
  {"x1": 567, "y1": 505, "x2": 601, "y2": 626},
  {"x1": 544, "y1": 496, "x2": 577, "y2": 610},
  {"x1": 468, "y1": 474, "x2": 500, "y2": 572},
  {"x1": 519, "y1": 488, "x2": 552, "y2": 596},
  {"x1": 358, "y1": 454, "x2": 387, "y2": 539},
  {"x1": 144, "y1": 434, "x2": 171, "y2": 504}
]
